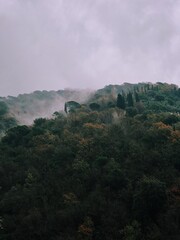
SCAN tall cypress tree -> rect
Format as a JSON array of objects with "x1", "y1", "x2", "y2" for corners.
[
  {"x1": 127, "y1": 92, "x2": 134, "y2": 107},
  {"x1": 117, "y1": 94, "x2": 126, "y2": 109},
  {"x1": 135, "y1": 92, "x2": 140, "y2": 102}
]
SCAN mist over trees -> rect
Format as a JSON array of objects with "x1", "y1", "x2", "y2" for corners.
[
  {"x1": 0, "y1": 89, "x2": 93, "y2": 125},
  {"x1": 0, "y1": 82, "x2": 180, "y2": 239}
]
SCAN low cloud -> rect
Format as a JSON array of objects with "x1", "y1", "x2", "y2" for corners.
[{"x1": 0, "y1": 0, "x2": 179, "y2": 96}]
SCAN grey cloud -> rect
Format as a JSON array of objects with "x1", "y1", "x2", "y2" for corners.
[{"x1": 0, "y1": 0, "x2": 179, "y2": 96}]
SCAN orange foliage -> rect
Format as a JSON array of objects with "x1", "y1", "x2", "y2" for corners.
[
  {"x1": 153, "y1": 122, "x2": 172, "y2": 130},
  {"x1": 78, "y1": 217, "x2": 94, "y2": 239},
  {"x1": 153, "y1": 122, "x2": 180, "y2": 142},
  {"x1": 78, "y1": 225, "x2": 93, "y2": 235},
  {"x1": 170, "y1": 185, "x2": 180, "y2": 201},
  {"x1": 171, "y1": 130, "x2": 180, "y2": 143},
  {"x1": 83, "y1": 123, "x2": 105, "y2": 129}
]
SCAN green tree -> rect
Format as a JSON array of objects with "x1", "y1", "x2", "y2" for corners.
[
  {"x1": 89, "y1": 103, "x2": 100, "y2": 111},
  {"x1": 121, "y1": 221, "x2": 142, "y2": 240},
  {"x1": 117, "y1": 94, "x2": 126, "y2": 109},
  {"x1": 0, "y1": 102, "x2": 8, "y2": 116},
  {"x1": 127, "y1": 92, "x2": 134, "y2": 107},
  {"x1": 133, "y1": 177, "x2": 167, "y2": 221},
  {"x1": 134, "y1": 92, "x2": 140, "y2": 103}
]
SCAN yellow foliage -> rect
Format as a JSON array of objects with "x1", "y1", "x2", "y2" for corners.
[
  {"x1": 83, "y1": 123, "x2": 105, "y2": 129},
  {"x1": 63, "y1": 192, "x2": 79, "y2": 204}
]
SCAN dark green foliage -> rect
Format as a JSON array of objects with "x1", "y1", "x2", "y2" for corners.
[
  {"x1": 127, "y1": 92, "x2": 134, "y2": 107},
  {"x1": 65, "y1": 101, "x2": 81, "y2": 113},
  {"x1": 162, "y1": 114, "x2": 179, "y2": 125},
  {"x1": 155, "y1": 94, "x2": 165, "y2": 101},
  {"x1": 34, "y1": 118, "x2": 47, "y2": 126},
  {"x1": 0, "y1": 101, "x2": 17, "y2": 137},
  {"x1": 134, "y1": 92, "x2": 140, "y2": 103},
  {"x1": 64, "y1": 102, "x2": 67, "y2": 113},
  {"x1": 117, "y1": 94, "x2": 126, "y2": 109},
  {"x1": 0, "y1": 101, "x2": 8, "y2": 116},
  {"x1": 133, "y1": 177, "x2": 167, "y2": 221},
  {"x1": 0, "y1": 82, "x2": 180, "y2": 240},
  {"x1": 89, "y1": 103, "x2": 100, "y2": 111},
  {"x1": 126, "y1": 107, "x2": 138, "y2": 117},
  {"x1": 121, "y1": 220, "x2": 142, "y2": 240},
  {"x1": 2, "y1": 125, "x2": 30, "y2": 147}
]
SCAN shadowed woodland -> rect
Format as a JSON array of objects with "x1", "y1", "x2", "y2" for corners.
[{"x1": 0, "y1": 82, "x2": 180, "y2": 239}]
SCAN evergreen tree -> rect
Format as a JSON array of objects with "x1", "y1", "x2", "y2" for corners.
[
  {"x1": 0, "y1": 101, "x2": 8, "y2": 116},
  {"x1": 135, "y1": 92, "x2": 140, "y2": 103},
  {"x1": 127, "y1": 92, "x2": 134, "y2": 107},
  {"x1": 64, "y1": 102, "x2": 67, "y2": 113},
  {"x1": 117, "y1": 94, "x2": 126, "y2": 109}
]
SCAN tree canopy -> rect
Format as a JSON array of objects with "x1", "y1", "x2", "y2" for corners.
[{"x1": 0, "y1": 82, "x2": 180, "y2": 239}]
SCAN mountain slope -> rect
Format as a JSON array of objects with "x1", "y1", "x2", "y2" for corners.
[
  {"x1": 0, "y1": 82, "x2": 180, "y2": 239},
  {"x1": 1, "y1": 89, "x2": 93, "y2": 125}
]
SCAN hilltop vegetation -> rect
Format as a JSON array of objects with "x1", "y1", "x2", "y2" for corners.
[
  {"x1": 0, "y1": 89, "x2": 93, "y2": 126},
  {"x1": 0, "y1": 101, "x2": 17, "y2": 138},
  {"x1": 0, "y1": 82, "x2": 180, "y2": 239},
  {"x1": 90, "y1": 82, "x2": 180, "y2": 113}
]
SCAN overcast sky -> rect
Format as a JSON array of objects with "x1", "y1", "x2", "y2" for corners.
[{"x1": 0, "y1": 0, "x2": 180, "y2": 96}]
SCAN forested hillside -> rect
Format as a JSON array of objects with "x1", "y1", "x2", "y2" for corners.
[
  {"x1": 0, "y1": 101, "x2": 17, "y2": 138},
  {"x1": 0, "y1": 82, "x2": 180, "y2": 239},
  {"x1": 0, "y1": 89, "x2": 93, "y2": 126}
]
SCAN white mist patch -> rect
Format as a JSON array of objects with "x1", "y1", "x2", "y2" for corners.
[{"x1": 5, "y1": 89, "x2": 94, "y2": 125}]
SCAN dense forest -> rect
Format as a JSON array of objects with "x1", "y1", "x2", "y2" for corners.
[{"x1": 0, "y1": 82, "x2": 180, "y2": 239}]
